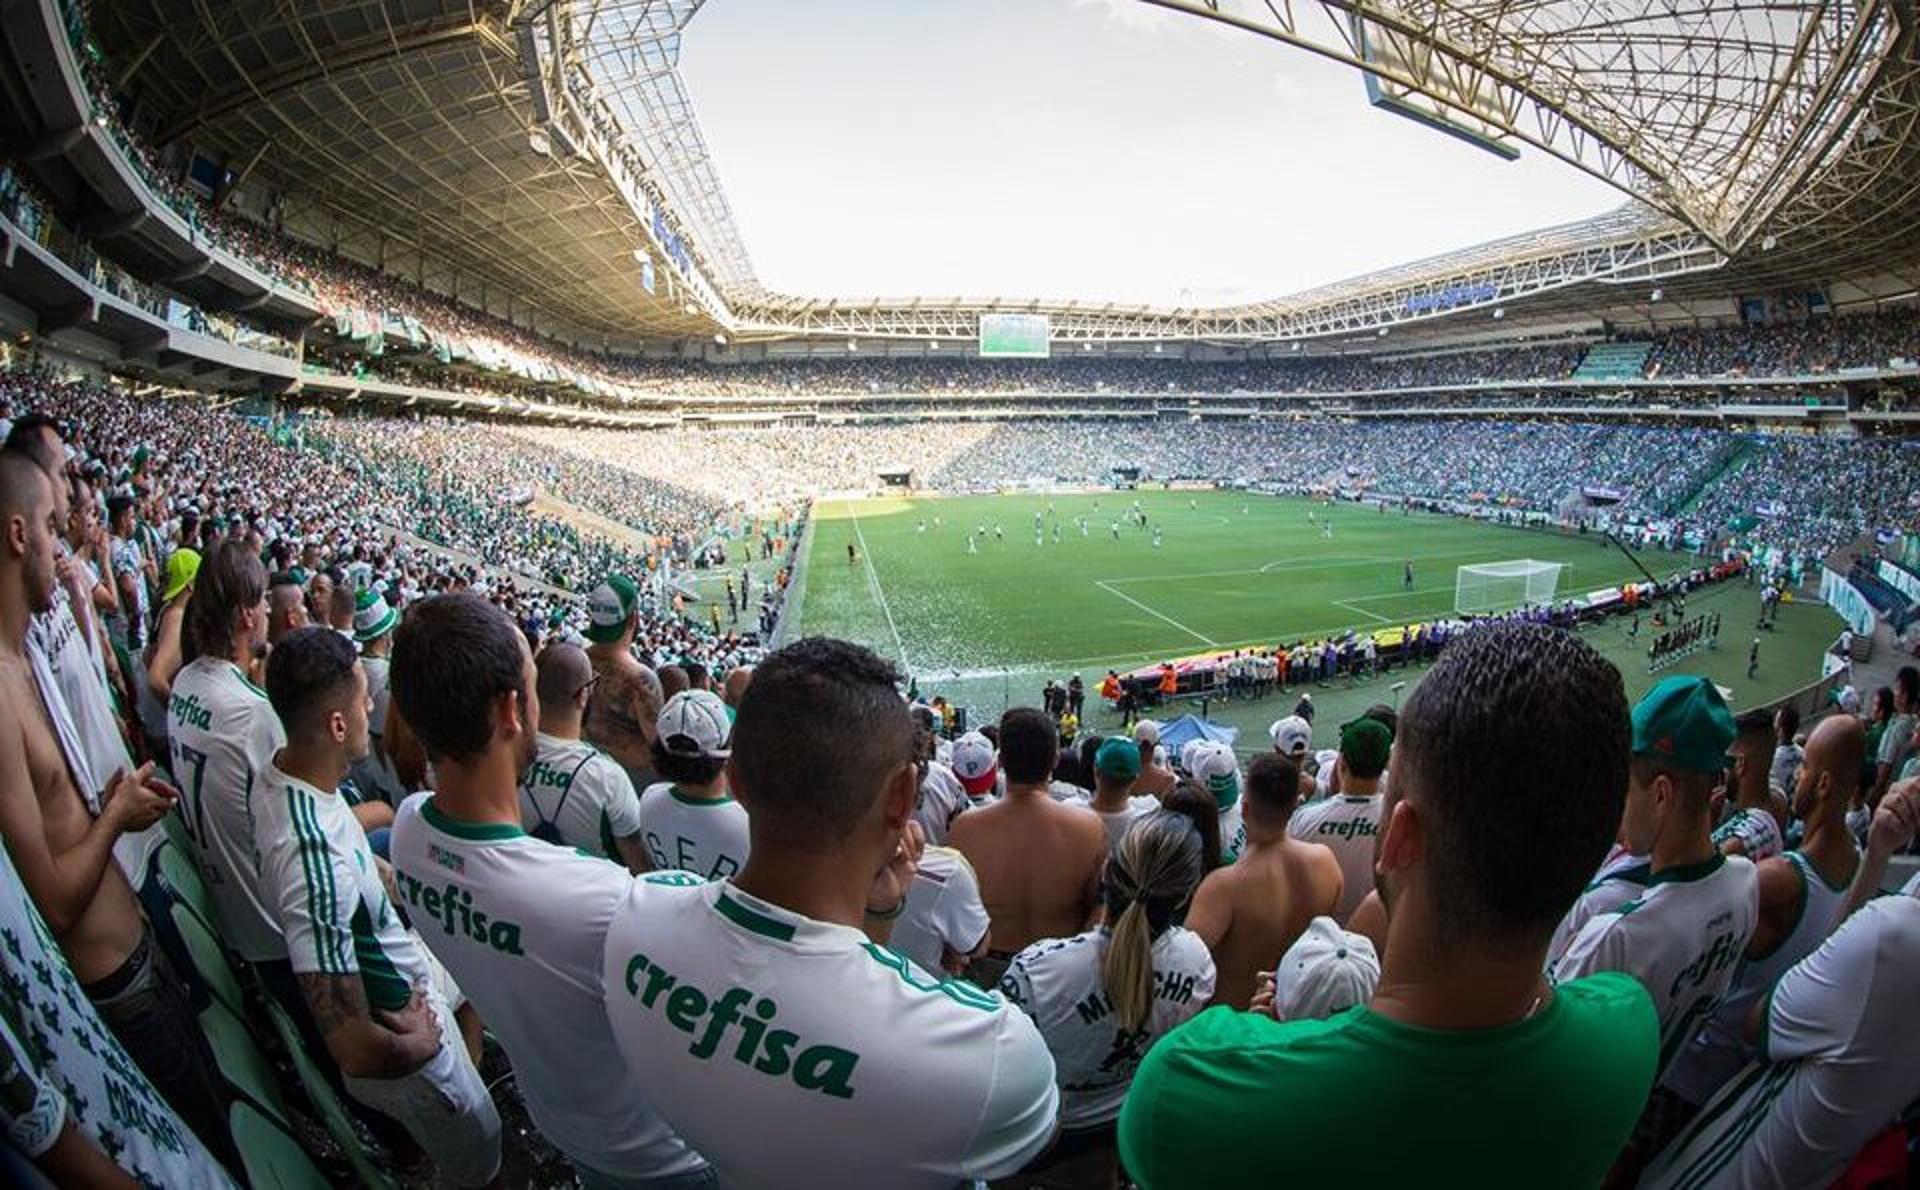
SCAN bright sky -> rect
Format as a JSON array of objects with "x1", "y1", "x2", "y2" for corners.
[{"x1": 678, "y1": 0, "x2": 1628, "y2": 308}]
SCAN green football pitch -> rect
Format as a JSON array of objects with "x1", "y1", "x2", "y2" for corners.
[{"x1": 787, "y1": 490, "x2": 1841, "y2": 746}]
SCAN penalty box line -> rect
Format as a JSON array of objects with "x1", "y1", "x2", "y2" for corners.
[{"x1": 1092, "y1": 580, "x2": 1220, "y2": 649}]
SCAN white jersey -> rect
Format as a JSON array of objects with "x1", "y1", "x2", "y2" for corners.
[
  {"x1": 166, "y1": 657, "x2": 287, "y2": 961},
  {"x1": 1218, "y1": 799, "x2": 1246, "y2": 864},
  {"x1": 518, "y1": 733, "x2": 641, "y2": 861},
  {"x1": 913, "y1": 761, "x2": 969, "y2": 847},
  {"x1": 600, "y1": 877, "x2": 1058, "y2": 1190},
  {"x1": 1087, "y1": 795, "x2": 1162, "y2": 854},
  {"x1": 0, "y1": 842, "x2": 235, "y2": 1187},
  {"x1": 1000, "y1": 927, "x2": 1215, "y2": 1129},
  {"x1": 890, "y1": 846, "x2": 991, "y2": 978},
  {"x1": 636, "y1": 783, "x2": 751, "y2": 880},
  {"x1": 1643, "y1": 895, "x2": 1920, "y2": 1190},
  {"x1": 253, "y1": 767, "x2": 501, "y2": 1183},
  {"x1": 1286, "y1": 794, "x2": 1381, "y2": 922},
  {"x1": 389, "y1": 794, "x2": 706, "y2": 1181},
  {"x1": 1548, "y1": 847, "x2": 1652, "y2": 967},
  {"x1": 1551, "y1": 855, "x2": 1759, "y2": 1078},
  {"x1": 1662, "y1": 849, "x2": 1855, "y2": 1106},
  {"x1": 1711, "y1": 805, "x2": 1783, "y2": 861}
]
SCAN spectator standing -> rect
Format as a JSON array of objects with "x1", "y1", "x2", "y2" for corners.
[
  {"x1": 1187, "y1": 754, "x2": 1343, "y2": 1010},
  {"x1": 600, "y1": 639, "x2": 1058, "y2": 1188},
  {"x1": 1286, "y1": 717, "x2": 1391, "y2": 922},
  {"x1": 520, "y1": 641, "x2": 649, "y2": 871},
  {"x1": 999, "y1": 810, "x2": 1216, "y2": 1186},
  {"x1": 1712, "y1": 710, "x2": 1787, "y2": 860},
  {"x1": 1118, "y1": 622, "x2": 1657, "y2": 1188},
  {"x1": 635, "y1": 689, "x2": 750, "y2": 880},
  {"x1": 386, "y1": 593, "x2": 711, "y2": 1188}
]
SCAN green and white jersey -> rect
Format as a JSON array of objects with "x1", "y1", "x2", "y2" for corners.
[
  {"x1": 1286, "y1": 794, "x2": 1381, "y2": 922},
  {"x1": 0, "y1": 840, "x2": 234, "y2": 1187},
  {"x1": 600, "y1": 877, "x2": 1058, "y2": 1190},
  {"x1": 253, "y1": 762, "x2": 425, "y2": 1009},
  {"x1": 1643, "y1": 894, "x2": 1920, "y2": 1190},
  {"x1": 1662, "y1": 849, "x2": 1854, "y2": 1106},
  {"x1": 1548, "y1": 846, "x2": 1652, "y2": 967},
  {"x1": 1218, "y1": 800, "x2": 1246, "y2": 865},
  {"x1": 518, "y1": 733, "x2": 641, "y2": 861},
  {"x1": 166, "y1": 656, "x2": 287, "y2": 961},
  {"x1": 636, "y1": 783, "x2": 750, "y2": 881},
  {"x1": 1711, "y1": 806, "x2": 1783, "y2": 861},
  {"x1": 889, "y1": 846, "x2": 990, "y2": 978},
  {"x1": 1551, "y1": 855, "x2": 1759, "y2": 1078},
  {"x1": 388, "y1": 795, "x2": 707, "y2": 1182},
  {"x1": 1000, "y1": 926, "x2": 1215, "y2": 1129}
]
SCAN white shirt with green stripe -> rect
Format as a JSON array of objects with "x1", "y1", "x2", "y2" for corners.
[
  {"x1": 166, "y1": 657, "x2": 288, "y2": 962},
  {"x1": 636, "y1": 782, "x2": 750, "y2": 880},
  {"x1": 254, "y1": 761, "x2": 428, "y2": 1006},
  {"x1": 389, "y1": 794, "x2": 708, "y2": 1183},
  {"x1": 518, "y1": 733, "x2": 641, "y2": 861},
  {"x1": 1642, "y1": 893, "x2": 1920, "y2": 1190},
  {"x1": 600, "y1": 876, "x2": 1059, "y2": 1190},
  {"x1": 1550, "y1": 854, "x2": 1759, "y2": 1079}
]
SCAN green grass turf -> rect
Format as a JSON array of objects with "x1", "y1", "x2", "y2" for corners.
[{"x1": 791, "y1": 490, "x2": 1842, "y2": 749}]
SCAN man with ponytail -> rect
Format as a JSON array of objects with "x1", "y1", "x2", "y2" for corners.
[{"x1": 1000, "y1": 809, "x2": 1216, "y2": 1185}]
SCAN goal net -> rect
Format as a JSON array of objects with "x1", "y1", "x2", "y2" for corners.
[{"x1": 1455, "y1": 560, "x2": 1565, "y2": 615}]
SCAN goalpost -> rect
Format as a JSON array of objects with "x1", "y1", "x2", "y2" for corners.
[{"x1": 1454, "y1": 560, "x2": 1566, "y2": 615}]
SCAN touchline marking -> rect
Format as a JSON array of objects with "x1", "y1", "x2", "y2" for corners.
[
  {"x1": 847, "y1": 502, "x2": 913, "y2": 671},
  {"x1": 1333, "y1": 599, "x2": 1391, "y2": 624},
  {"x1": 1094, "y1": 580, "x2": 1220, "y2": 648}
]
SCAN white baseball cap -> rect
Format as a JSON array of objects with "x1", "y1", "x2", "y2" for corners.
[
  {"x1": 1272, "y1": 916, "x2": 1380, "y2": 1021},
  {"x1": 1269, "y1": 715, "x2": 1312, "y2": 756},
  {"x1": 656, "y1": 690, "x2": 732, "y2": 760},
  {"x1": 1133, "y1": 719, "x2": 1161, "y2": 746},
  {"x1": 951, "y1": 732, "x2": 999, "y2": 797},
  {"x1": 1189, "y1": 742, "x2": 1241, "y2": 806},
  {"x1": 1178, "y1": 739, "x2": 1205, "y2": 776}
]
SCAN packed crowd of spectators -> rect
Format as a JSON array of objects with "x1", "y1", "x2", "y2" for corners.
[{"x1": 1647, "y1": 307, "x2": 1920, "y2": 379}]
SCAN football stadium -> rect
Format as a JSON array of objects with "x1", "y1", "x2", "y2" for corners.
[{"x1": 1, "y1": 0, "x2": 1918, "y2": 1186}]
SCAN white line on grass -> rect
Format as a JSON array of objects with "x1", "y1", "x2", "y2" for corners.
[
  {"x1": 847, "y1": 502, "x2": 913, "y2": 671},
  {"x1": 1333, "y1": 600, "x2": 1391, "y2": 624},
  {"x1": 1093, "y1": 580, "x2": 1220, "y2": 648}
]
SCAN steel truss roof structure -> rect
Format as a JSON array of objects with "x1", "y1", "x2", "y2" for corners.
[{"x1": 83, "y1": 0, "x2": 1920, "y2": 350}]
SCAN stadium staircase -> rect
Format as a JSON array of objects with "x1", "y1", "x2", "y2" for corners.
[
  {"x1": 1667, "y1": 438, "x2": 1755, "y2": 519},
  {"x1": 1573, "y1": 341, "x2": 1654, "y2": 381}
]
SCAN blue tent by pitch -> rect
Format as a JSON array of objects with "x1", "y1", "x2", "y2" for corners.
[{"x1": 1156, "y1": 714, "x2": 1238, "y2": 759}]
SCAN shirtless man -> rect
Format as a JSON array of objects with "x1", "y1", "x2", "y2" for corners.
[
  {"x1": 1188, "y1": 753, "x2": 1344, "y2": 1009},
  {"x1": 949, "y1": 707, "x2": 1106, "y2": 982},
  {"x1": 0, "y1": 452, "x2": 234, "y2": 1170},
  {"x1": 580, "y1": 575, "x2": 665, "y2": 790}
]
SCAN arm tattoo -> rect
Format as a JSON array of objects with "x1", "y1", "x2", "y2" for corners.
[{"x1": 296, "y1": 972, "x2": 369, "y2": 1035}]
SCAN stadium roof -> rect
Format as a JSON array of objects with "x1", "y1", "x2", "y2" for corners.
[{"x1": 90, "y1": 0, "x2": 1920, "y2": 347}]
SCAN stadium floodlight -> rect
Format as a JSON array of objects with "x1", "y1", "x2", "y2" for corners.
[
  {"x1": 847, "y1": 340, "x2": 858, "y2": 351},
  {"x1": 1455, "y1": 560, "x2": 1565, "y2": 615},
  {"x1": 1493, "y1": 307, "x2": 1505, "y2": 319},
  {"x1": 927, "y1": 340, "x2": 938, "y2": 350},
  {"x1": 713, "y1": 333, "x2": 727, "y2": 345},
  {"x1": 527, "y1": 126, "x2": 551, "y2": 156},
  {"x1": 1650, "y1": 288, "x2": 1664, "y2": 302}
]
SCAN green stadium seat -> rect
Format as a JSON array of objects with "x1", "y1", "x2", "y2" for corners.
[
  {"x1": 155, "y1": 839, "x2": 216, "y2": 930},
  {"x1": 230, "y1": 1101, "x2": 330, "y2": 1189},
  {"x1": 201, "y1": 999, "x2": 290, "y2": 1126},
  {"x1": 262, "y1": 997, "x2": 399, "y2": 1190},
  {"x1": 169, "y1": 901, "x2": 246, "y2": 1017}
]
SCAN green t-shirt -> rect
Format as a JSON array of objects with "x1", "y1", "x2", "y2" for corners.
[{"x1": 1118, "y1": 972, "x2": 1656, "y2": 1189}]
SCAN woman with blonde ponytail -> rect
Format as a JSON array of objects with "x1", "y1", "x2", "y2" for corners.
[{"x1": 998, "y1": 810, "x2": 1216, "y2": 1185}]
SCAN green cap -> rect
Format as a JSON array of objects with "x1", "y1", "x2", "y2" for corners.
[
  {"x1": 1631, "y1": 675, "x2": 1736, "y2": 774},
  {"x1": 585, "y1": 575, "x2": 639, "y2": 643},
  {"x1": 1095, "y1": 736, "x2": 1142, "y2": 780},
  {"x1": 1338, "y1": 717, "x2": 1394, "y2": 775},
  {"x1": 352, "y1": 588, "x2": 398, "y2": 643}
]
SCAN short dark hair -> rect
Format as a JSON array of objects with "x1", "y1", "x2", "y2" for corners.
[
  {"x1": 390, "y1": 592, "x2": 527, "y2": 763},
  {"x1": 650, "y1": 740, "x2": 726, "y2": 787},
  {"x1": 1244, "y1": 753, "x2": 1302, "y2": 823},
  {"x1": 730, "y1": 637, "x2": 912, "y2": 851},
  {"x1": 998, "y1": 707, "x2": 1058, "y2": 784},
  {"x1": 1734, "y1": 708, "x2": 1774, "y2": 740},
  {"x1": 265, "y1": 627, "x2": 359, "y2": 737},
  {"x1": 1395, "y1": 621, "x2": 1629, "y2": 946},
  {"x1": 184, "y1": 541, "x2": 266, "y2": 663},
  {"x1": 1361, "y1": 703, "x2": 1398, "y2": 738},
  {"x1": 1774, "y1": 703, "x2": 1801, "y2": 738},
  {"x1": 3, "y1": 414, "x2": 62, "y2": 472}
]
